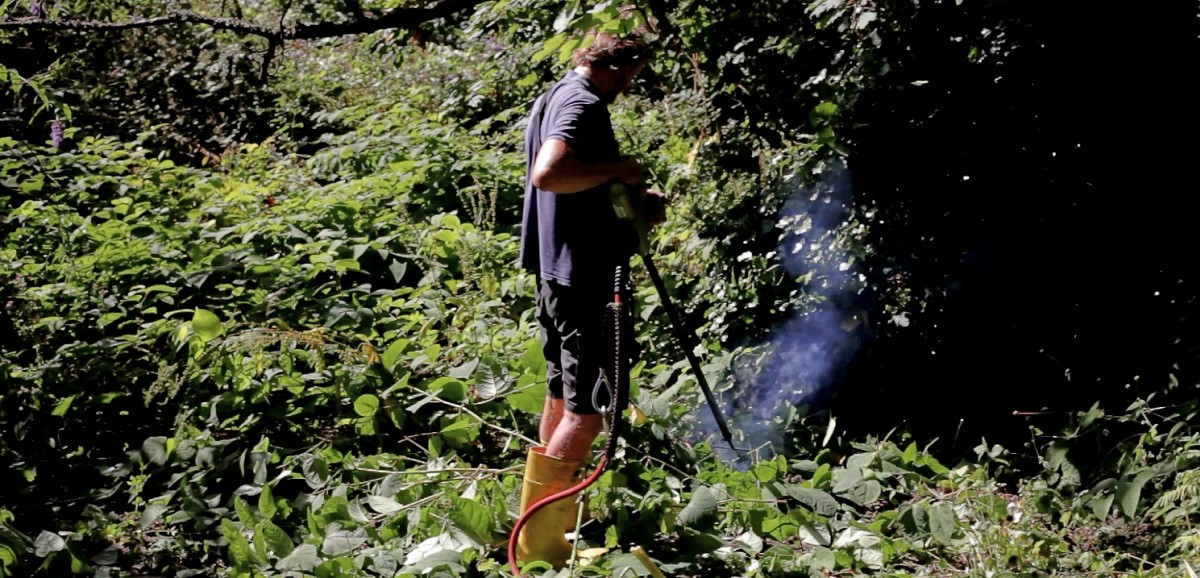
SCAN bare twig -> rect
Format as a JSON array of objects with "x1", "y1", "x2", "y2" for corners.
[
  {"x1": 405, "y1": 384, "x2": 538, "y2": 446},
  {"x1": 352, "y1": 466, "x2": 519, "y2": 476},
  {"x1": 0, "y1": 0, "x2": 487, "y2": 41}
]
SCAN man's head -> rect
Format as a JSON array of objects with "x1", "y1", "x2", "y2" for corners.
[{"x1": 571, "y1": 5, "x2": 658, "y2": 102}]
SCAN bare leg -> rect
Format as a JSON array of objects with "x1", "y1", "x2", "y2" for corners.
[
  {"x1": 545, "y1": 411, "x2": 604, "y2": 461},
  {"x1": 539, "y1": 397, "x2": 564, "y2": 445}
]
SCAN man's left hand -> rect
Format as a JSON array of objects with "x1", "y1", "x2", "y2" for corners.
[{"x1": 643, "y1": 189, "x2": 668, "y2": 226}]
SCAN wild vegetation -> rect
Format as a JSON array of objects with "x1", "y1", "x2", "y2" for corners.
[{"x1": 2, "y1": 1, "x2": 1197, "y2": 577}]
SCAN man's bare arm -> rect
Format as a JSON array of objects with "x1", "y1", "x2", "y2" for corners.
[{"x1": 532, "y1": 138, "x2": 643, "y2": 194}]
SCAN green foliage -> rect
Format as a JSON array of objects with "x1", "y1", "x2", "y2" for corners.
[{"x1": 1, "y1": 1, "x2": 1196, "y2": 577}]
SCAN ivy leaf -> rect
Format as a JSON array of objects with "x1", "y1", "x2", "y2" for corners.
[{"x1": 33, "y1": 531, "x2": 64, "y2": 557}]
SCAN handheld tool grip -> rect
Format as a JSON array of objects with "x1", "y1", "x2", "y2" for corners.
[{"x1": 609, "y1": 182, "x2": 651, "y2": 255}]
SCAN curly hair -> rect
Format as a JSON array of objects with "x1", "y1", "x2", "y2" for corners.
[{"x1": 571, "y1": 5, "x2": 659, "y2": 69}]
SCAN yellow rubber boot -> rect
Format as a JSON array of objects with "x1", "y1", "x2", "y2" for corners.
[{"x1": 515, "y1": 446, "x2": 584, "y2": 569}]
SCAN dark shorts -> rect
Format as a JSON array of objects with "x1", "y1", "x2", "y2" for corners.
[{"x1": 536, "y1": 278, "x2": 614, "y2": 415}]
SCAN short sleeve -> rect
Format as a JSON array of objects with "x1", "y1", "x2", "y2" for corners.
[{"x1": 543, "y1": 92, "x2": 603, "y2": 148}]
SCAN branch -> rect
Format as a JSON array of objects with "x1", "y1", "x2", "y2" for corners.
[{"x1": 0, "y1": 0, "x2": 487, "y2": 41}]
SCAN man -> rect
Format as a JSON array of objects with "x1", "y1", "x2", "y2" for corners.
[{"x1": 514, "y1": 5, "x2": 664, "y2": 568}]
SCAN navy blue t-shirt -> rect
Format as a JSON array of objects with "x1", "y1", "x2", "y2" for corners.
[{"x1": 518, "y1": 71, "x2": 633, "y2": 288}]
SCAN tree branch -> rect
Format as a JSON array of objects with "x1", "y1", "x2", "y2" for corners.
[{"x1": 0, "y1": 0, "x2": 487, "y2": 41}]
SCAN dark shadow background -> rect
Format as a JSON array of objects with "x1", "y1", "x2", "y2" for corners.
[
  {"x1": 664, "y1": 0, "x2": 1198, "y2": 464},
  {"x1": 821, "y1": 0, "x2": 1199, "y2": 457}
]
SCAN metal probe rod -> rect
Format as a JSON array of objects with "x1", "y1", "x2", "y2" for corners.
[{"x1": 640, "y1": 252, "x2": 740, "y2": 451}]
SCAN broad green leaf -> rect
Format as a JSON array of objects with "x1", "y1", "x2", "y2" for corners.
[
  {"x1": 259, "y1": 521, "x2": 293, "y2": 558},
  {"x1": 378, "y1": 473, "x2": 406, "y2": 498},
  {"x1": 259, "y1": 484, "x2": 276, "y2": 519},
  {"x1": 382, "y1": 340, "x2": 409, "y2": 372},
  {"x1": 847, "y1": 480, "x2": 882, "y2": 505},
  {"x1": 50, "y1": 395, "x2": 75, "y2": 416},
  {"x1": 449, "y1": 497, "x2": 495, "y2": 545},
  {"x1": 832, "y1": 467, "x2": 863, "y2": 494},
  {"x1": 0, "y1": 544, "x2": 16, "y2": 569},
  {"x1": 761, "y1": 513, "x2": 799, "y2": 541},
  {"x1": 928, "y1": 503, "x2": 955, "y2": 545},
  {"x1": 140, "y1": 504, "x2": 168, "y2": 529},
  {"x1": 388, "y1": 260, "x2": 408, "y2": 284},
  {"x1": 276, "y1": 543, "x2": 317, "y2": 572},
  {"x1": 33, "y1": 531, "x2": 64, "y2": 557},
  {"x1": 367, "y1": 495, "x2": 403, "y2": 515},
  {"x1": 507, "y1": 374, "x2": 546, "y2": 414},
  {"x1": 427, "y1": 377, "x2": 466, "y2": 402},
  {"x1": 677, "y1": 486, "x2": 717, "y2": 528},
  {"x1": 448, "y1": 358, "x2": 479, "y2": 380},
  {"x1": 533, "y1": 35, "x2": 568, "y2": 62},
  {"x1": 1091, "y1": 493, "x2": 1114, "y2": 519},
  {"x1": 191, "y1": 308, "x2": 223, "y2": 342},
  {"x1": 354, "y1": 394, "x2": 380, "y2": 417},
  {"x1": 1116, "y1": 468, "x2": 1154, "y2": 517},
  {"x1": 234, "y1": 496, "x2": 258, "y2": 527},
  {"x1": 808, "y1": 546, "x2": 836, "y2": 570},
  {"x1": 302, "y1": 456, "x2": 330, "y2": 490},
  {"x1": 142, "y1": 436, "x2": 168, "y2": 466},
  {"x1": 220, "y1": 518, "x2": 253, "y2": 571},
  {"x1": 789, "y1": 486, "x2": 840, "y2": 517},
  {"x1": 519, "y1": 338, "x2": 546, "y2": 376},
  {"x1": 754, "y1": 461, "x2": 778, "y2": 483},
  {"x1": 322, "y1": 528, "x2": 367, "y2": 556}
]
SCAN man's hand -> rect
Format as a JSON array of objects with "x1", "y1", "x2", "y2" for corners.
[{"x1": 642, "y1": 188, "x2": 668, "y2": 226}]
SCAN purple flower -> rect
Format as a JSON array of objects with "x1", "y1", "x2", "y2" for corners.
[
  {"x1": 50, "y1": 119, "x2": 64, "y2": 148},
  {"x1": 29, "y1": 1, "x2": 47, "y2": 18},
  {"x1": 486, "y1": 37, "x2": 503, "y2": 52}
]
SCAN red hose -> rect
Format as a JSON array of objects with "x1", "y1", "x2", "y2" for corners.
[{"x1": 507, "y1": 454, "x2": 610, "y2": 576}]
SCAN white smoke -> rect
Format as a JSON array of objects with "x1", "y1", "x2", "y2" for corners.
[{"x1": 693, "y1": 158, "x2": 867, "y2": 466}]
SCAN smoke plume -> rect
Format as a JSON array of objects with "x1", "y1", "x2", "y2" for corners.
[{"x1": 694, "y1": 158, "x2": 866, "y2": 465}]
